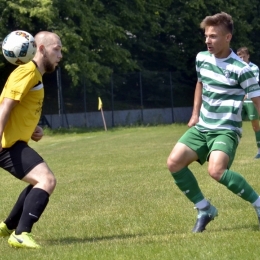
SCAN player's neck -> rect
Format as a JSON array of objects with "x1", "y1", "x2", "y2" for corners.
[
  {"x1": 214, "y1": 48, "x2": 231, "y2": 59},
  {"x1": 32, "y1": 59, "x2": 45, "y2": 75}
]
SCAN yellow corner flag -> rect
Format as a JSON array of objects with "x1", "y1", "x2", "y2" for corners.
[
  {"x1": 98, "y1": 97, "x2": 107, "y2": 131},
  {"x1": 98, "y1": 97, "x2": 102, "y2": 110}
]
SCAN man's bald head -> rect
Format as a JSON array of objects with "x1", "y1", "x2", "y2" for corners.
[{"x1": 34, "y1": 31, "x2": 61, "y2": 48}]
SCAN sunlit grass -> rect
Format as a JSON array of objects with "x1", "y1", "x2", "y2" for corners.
[{"x1": 0, "y1": 122, "x2": 259, "y2": 259}]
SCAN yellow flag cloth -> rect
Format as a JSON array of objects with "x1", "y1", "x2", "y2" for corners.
[{"x1": 98, "y1": 97, "x2": 102, "y2": 110}]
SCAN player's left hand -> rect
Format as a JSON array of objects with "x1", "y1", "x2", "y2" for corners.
[{"x1": 31, "y1": 125, "x2": 44, "y2": 142}]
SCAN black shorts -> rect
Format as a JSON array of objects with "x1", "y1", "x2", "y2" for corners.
[{"x1": 0, "y1": 141, "x2": 44, "y2": 180}]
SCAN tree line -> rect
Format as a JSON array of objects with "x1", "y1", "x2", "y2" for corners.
[{"x1": 0, "y1": 0, "x2": 260, "y2": 109}]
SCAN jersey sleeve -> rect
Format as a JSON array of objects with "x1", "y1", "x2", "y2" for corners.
[
  {"x1": 3, "y1": 66, "x2": 36, "y2": 102},
  {"x1": 240, "y1": 66, "x2": 260, "y2": 99},
  {"x1": 195, "y1": 53, "x2": 202, "y2": 82},
  {"x1": 255, "y1": 66, "x2": 259, "y2": 82}
]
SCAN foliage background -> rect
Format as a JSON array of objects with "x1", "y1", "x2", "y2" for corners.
[{"x1": 0, "y1": 0, "x2": 260, "y2": 111}]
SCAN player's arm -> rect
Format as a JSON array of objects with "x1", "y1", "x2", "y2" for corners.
[
  {"x1": 187, "y1": 81, "x2": 203, "y2": 127},
  {"x1": 0, "y1": 98, "x2": 18, "y2": 151},
  {"x1": 31, "y1": 125, "x2": 43, "y2": 142},
  {"x1": 251, "y1": 96, "x2": 260, "y2": 115},
  {"x1": 256, "y1": 65, "x2": 259, "y2": 83}
]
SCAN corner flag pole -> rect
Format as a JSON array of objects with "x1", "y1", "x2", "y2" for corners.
[{"x1": 98, "y1": 97, "x2": 107, "y2": 131}]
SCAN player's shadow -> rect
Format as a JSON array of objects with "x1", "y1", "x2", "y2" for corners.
[
  {"x1": 45, "y1": 233, "x2": 146, "y2": 246},
  {"x1": 210, "y1": 224, "x2": 259, "y2": 233},
  {"x1": 45, "y1": 224, "x2": 259, "y2": 245}
]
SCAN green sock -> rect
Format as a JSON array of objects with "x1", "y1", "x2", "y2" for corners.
[
  {"x1": 255, "y1": 130, "x2": 260, "y2": 149},
  {"x1": 219, "y1": 169, "x2": 259, "y2": 203},
  {"x1": 171, "y1": 167, "x2": 204, "y2": 204}
]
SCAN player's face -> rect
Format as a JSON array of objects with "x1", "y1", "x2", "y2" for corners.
[
  {"x1": 204, "y1": 26, "x2": 232, "y2": 58},
  {"x1": 237, "y1": 52, "x2": 249, "y2": 63},
  {"x1": 43, "y1": 37, "x2": 62, "y2": 73}
]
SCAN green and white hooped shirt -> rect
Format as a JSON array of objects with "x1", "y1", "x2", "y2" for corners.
[
  {"x1": 195, "y1": 50, "x2": 260, "y2": 136},
  {"x1": 244, "y1": 61, "x2": 260, "y2": 103}
]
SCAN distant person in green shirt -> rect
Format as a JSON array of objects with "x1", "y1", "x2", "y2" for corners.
[{"x1": 237, "y1": 47, "x2": 260, "y2": 159}]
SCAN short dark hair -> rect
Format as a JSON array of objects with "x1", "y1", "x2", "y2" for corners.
[
  {"x1": 200, "y1": 12, "x2": 234, "y2": 34},
  {"x1": 237, "y1": 47, "x2": 249, "y2": 55}
]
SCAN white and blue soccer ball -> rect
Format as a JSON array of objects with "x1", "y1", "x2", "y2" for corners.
[{"x1": 2, "y1": 30, "x2": 36, "y2": 65}]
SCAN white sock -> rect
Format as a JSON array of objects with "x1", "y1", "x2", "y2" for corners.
[
  {"x1": 195, "y1": 199, "x2": 209, "y2": 209},
  {"x1": 252, "y1": 196, "x2": 260, "y2": 207},
  {"x1": 257, "y1": 148, "x2": 260, "y2": 154}
]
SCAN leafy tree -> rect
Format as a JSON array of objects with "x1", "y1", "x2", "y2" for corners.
[
  {"x1": 52, "y1": 0, "x2": 138, "y2": 88},
  {"x1": 0, "y1": 0, "x2": 260, "y2": 111},
  {"x1": 0, "y1": 0, "x2": 56, "y2": 86},
  {"x1": 0, "y1": 0, "x2": 138, "y2": 88}
]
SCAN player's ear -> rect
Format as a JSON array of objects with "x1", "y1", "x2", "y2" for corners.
[
  {"x1": 226, "y1": 33, "x2": 232, "y2": 42},
  {"x1": 39, "y1": 45, "x2": 45, "y2": 54}
]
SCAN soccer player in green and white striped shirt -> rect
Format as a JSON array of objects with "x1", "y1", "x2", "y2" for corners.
[
  {"x1": 237, "y1": 47, "x2": 260, "y2": 159},
  {"x1": 167, "y1": 12, "x2": 260, "y2": 233}
]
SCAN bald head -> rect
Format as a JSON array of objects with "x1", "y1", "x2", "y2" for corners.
[{"x1": 34, "y1": 31, "x2": 61, "y2": 48}]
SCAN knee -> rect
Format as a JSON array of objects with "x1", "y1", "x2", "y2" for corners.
[
  {"x1": 48, "y1": 173, "x2": 57, "y2": 188},
  {"x1": 38, "y1": 170, "x2": 56, "y2": 195},
  {"x1": 251, "y1": 121, "x2": 260, "y2": 132},
  {"x1": 207, "y1": 166, "x2": 223, "y2": 181},
  {"x1": 46, "y1": 173, "x2": 57, "y2": 193},
  {"x1": 167, "y1": 154, "x2": 179, "y2": 173},
  {"x1": 253, "y1": 126, "x2": 260, "y2": 132}
]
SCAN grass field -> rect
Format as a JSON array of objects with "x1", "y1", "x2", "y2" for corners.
[{"x1": 1, "y1": 122, "x2": 260, "y2": 259}]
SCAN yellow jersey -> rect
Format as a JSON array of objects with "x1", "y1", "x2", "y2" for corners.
[{"x1": 0, "y1": 61, "x2": 44, "y2": 148}]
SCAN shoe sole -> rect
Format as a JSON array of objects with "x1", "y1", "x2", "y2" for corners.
[
  {"x1": 8, "y1": 239, "x2": 41, "y2": 249},
  {"x1": 8, "y1": 242, "x2": 40, "y2": 249}
]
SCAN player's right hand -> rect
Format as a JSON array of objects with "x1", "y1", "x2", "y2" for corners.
[{"x1": 187, "y1": 115, "x2": 199, "y2": 128}]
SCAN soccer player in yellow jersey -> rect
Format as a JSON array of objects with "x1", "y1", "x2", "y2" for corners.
[{"x1": 0, "y1": 31, "x2": 62, "y2": 249}]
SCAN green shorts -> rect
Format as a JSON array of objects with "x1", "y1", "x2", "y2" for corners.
[
  {"x1": 242, "y1": 101, "x2": 259, "y2": 121},
  {"x1": 178, "y1": 127, "x2": 239, "y2": 168}
]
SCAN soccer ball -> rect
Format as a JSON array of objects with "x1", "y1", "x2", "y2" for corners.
[{"x1": 2, "y1": 30, "x2": 36, "y2": 65}]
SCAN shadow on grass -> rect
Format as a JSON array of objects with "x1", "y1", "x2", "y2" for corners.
[
  {"x1": 45, "y1": 233, "x2": 147, "y2": 245},
  {"x1": 45, "y1": 224, "x2": 260, "y2": 245},
  {"x1": 192, "y1": 223, "x2": 259, "y2": 235}
]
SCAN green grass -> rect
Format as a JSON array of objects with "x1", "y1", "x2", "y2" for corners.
[{"x1": 1, "y1": 122, "x2": 260, "y2": 259}]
